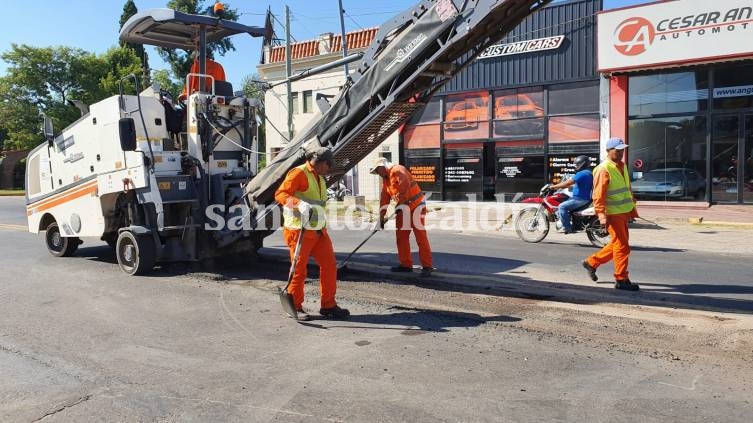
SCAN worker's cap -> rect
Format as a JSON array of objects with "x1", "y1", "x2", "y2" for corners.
[
  {"x1": 369, "y1": 157, "x2": 392, "y2": 174},
  {"x1": 305, "y1": 146, "x2": 334, "y2": 166},
  {"x1": 606, "y1": 137, "x2": 628, "y2": 150}
]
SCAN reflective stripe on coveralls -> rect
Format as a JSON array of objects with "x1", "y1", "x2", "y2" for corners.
[{"x1": 282, "y1": 164, "x2": 328, "y2": 229}]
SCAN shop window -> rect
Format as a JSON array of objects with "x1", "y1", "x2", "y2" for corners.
[
  {"x1": 493, "y1": 119, "x2": 545, "y2": 141},
  {"x1": 408, "y1": 98, "x2": 441, "y2": 124},
  {"x1": 713, "y1": 64, "x2": 753, "y2": 110},
  {"x1": 443, "y1": 145, "x2": 484, "y2": 201},
  {"x1": 492, "y1": 88, "x2": 544, "y2": 141},
  {"x1": 548, "y1": 114, "x2": 599, "y2": 144},
  {"x1": 548, "y1": 82, "x2": 598, "y2": 115},
  {"x1": 628, "y1": 71, "x2": 708, "y2": 117},
  {"x1": 628, "y1": 116, "x2": 707, "y2": 202},
  {"x1": 495, "y1": 151, "x2": 545, "y2": 201},
  {"x1": 403, "y1": 124, "x2": 440, "y2": 149},
  {"x1": 303, "y1": 90, "x2": 313, "y2": 113},
  {"x1": 444, "y1": 91, "x2": 489, "y2": 140},
  {"x1": 493, "y1": 89, "x2": 544, "y2": 120}
]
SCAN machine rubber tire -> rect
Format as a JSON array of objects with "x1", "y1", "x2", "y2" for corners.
[
  {"x1": 45, "y1": 221, "x2": 79, "y2": 257},
  {"x1": 116, "y1": 231, "x2": 156, "y2": 276},
  {"x1": 515, "y1": 207, "x2": 549, "y2": 243},
  {"x1": 586, "y1": 219, "x2": 610, "y2": 248}
]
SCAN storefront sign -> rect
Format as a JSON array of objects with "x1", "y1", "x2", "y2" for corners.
[
  {"x1": 444, "y1": 158, "x2": 480, "y2": 183},
  {"x1": 598, "y1": 1, "x2": 753, "y2": 72},
  {"x1": 409, "y1": 165, "x2": 437, "y2": 184},
  {"x1": 713, "y1": 85, "x2": 753, "y2": 98},
  {"x1": 478, "y1": 35, "x2": 565, "y2": 60}
]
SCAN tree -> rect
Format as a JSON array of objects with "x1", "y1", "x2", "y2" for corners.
[
  {"x1": 119, "y1": 0, "x2": 151, "y2": 87},
  {"x1": 0, "y1": 44, "x2": 143, "y2": 151},
  {"x1": 158, "y1": 0, "x2": 239, "y2": 83},
  {"x1": 241, "y1": 74, "x2": 267, "y2": 169},
  {"x1": 152, "y1": 69, "x2": 183, "y2": 100}
]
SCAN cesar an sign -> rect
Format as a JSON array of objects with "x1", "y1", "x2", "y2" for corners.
[
  {"x1": 598, "y1": 0, "x2": 753, "y2": 72},
  {"x1": 478, "y1": 35, "x2": 564, "y2": 60}
]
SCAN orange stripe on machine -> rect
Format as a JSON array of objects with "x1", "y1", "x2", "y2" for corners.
[{"x1": 26, "y1": 181, "x2": 99, "y2": 216}]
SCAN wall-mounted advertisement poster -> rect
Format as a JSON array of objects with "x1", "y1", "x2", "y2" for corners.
[{"x1": 444, "y1": 91, "x2": 490, "y2": 140}]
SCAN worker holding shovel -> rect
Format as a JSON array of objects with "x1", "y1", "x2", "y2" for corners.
[
  {"x1": 275, "y1": 147, "x2": 350, "y2": 321},
  {"x1": 370, "y1": 157, "x2": 434, "y2": 277}
]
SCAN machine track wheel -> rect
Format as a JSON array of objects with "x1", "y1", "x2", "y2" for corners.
[
  {"x1": 45, "y1": 221, "x2": 79, "y2": 257},
  {"x1": 116, "y1": 231, "x2": 156, "y2": 275}
]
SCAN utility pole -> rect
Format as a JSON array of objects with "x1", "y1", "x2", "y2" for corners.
[
  {"x1": 338, "y1": 0, "x2": 358, "y2": 195},
  {"x1": 285, "y1": 5, "x2": 293, "y2": 141},
  {"x1": 337, "y1": 0, "x2": 349, "y2": 77}
]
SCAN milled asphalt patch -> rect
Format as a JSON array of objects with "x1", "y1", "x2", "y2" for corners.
[{"x1": 258, "y1": 248, "x2": 753, "y2": 315}]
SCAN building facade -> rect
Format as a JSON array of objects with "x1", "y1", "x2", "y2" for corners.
[
  {"x1": 599, "y1": 0, "x2": 753, "y2": 204},
  {"x1": 257, "y1": 28, "x2": 396, "y2": 201},
  {"x1": 402, "y1": 0, "x2": 604, "y2": 201}
]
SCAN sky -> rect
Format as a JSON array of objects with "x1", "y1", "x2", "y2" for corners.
[{"x1": 0, "y1": 0, "x2": 652, "y2": 87}]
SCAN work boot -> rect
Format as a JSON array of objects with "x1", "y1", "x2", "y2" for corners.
[
  {"x1": 319, "y1": 305, "x2": 350, "y2": 318},
  {"x1": 614, "y1": 280, "x2": 640, "y2": 291},
  {"x1": 295, "y1": 309, "x2": 311, "y2": 321},
  {"x1": 419, "y1": 267, "x2": 434, "y2": 277},
  {"x1": 390, "y1": 265, "x2": 413, "y2": 273},
  {"x1": 582, "y1": 260, "x2": 598, "y2": 282}
]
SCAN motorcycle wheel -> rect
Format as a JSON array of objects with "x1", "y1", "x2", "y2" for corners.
[
  {"x1": 515, "y1": 207, "x2": 550, "y2": 243},
  {"x1": 586, "y1": 219, "x2": 610, "y2": 248}
]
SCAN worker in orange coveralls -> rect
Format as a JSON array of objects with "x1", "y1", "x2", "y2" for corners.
[
  {"x1": 275, "y1": 146, "x2": 350, "y2": 321},
  {"x1": 178, "y1": 56, "x2": 226, "y2": 101},
  {"x1": 582, "y1": 137, "x2": 640, "y2": 291},
  {"x1": 370, "y1": 157, "x2": 434, "y2": 277}
]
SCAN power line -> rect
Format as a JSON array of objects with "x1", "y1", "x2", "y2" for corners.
[{"x1": 344, "y1": 11, "x2": 364, "y2": 30}]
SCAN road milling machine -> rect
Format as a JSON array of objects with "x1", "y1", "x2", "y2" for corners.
[{"x1": 25, "y1": 0, "x2": 551, "y2": 275}]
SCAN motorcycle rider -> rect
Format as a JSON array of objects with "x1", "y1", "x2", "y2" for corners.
[{"x1": 545, "y1": 155, "x2": 593, "y2": 234}]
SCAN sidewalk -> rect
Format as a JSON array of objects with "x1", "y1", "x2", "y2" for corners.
[{"x1": 423, "y1": 200, "x2": 753, "y2": 228}]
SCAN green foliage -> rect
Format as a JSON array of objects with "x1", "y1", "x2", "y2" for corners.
[
  {"x1": 240, "y1": 73, "x2": 267, "y2": 166},
  {"x1": 152, "y1": 69, "x2": 183, "y2": 100},
  {"x1": 158, "y1": 1, "x2": 239, "y2": 83},
  {"x1": 119, "y1": 0, "x2": 151, "y2": 86},
  {"x1": 0, "y1": 44, "x2": 143, "y2": 151}
]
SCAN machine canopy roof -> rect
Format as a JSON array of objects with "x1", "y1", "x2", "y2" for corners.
[{"x1": 119, "y1": 8, "x2": 265, "y2": 49}]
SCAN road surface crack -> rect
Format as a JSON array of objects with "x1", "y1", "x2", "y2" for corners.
[{"x1": 31, "y1": 394, "x2": 92, "y2": 422}]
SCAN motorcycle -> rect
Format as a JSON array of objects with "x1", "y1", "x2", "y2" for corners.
[
  {"x1": 327, "y1": 179, "x2": 352, "y2": 201},
  {"x1": 514, "y1": 184, "x2": 610, "y2": 248}
]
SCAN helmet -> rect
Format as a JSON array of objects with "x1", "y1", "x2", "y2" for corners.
[{"x1": 573, "y1": 155, "x2": 590, "y2": 172}]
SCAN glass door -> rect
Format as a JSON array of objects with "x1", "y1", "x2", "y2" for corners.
[{"x1": 712, "y1": 114, "x2": 753, "y2": 203}]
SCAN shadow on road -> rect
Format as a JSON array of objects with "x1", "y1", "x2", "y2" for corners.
[{"x1": 298, "y1": 306, "x2": 521, "y2": 332}]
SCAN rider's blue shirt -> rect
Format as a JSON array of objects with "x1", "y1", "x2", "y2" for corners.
[{"x1": 571, "y1": 169, "x2": 593, "y2": 201}]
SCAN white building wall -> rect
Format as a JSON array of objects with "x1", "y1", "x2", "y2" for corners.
[{"x1": 259, "y1": 56, "x2": 399, "y2": 201}]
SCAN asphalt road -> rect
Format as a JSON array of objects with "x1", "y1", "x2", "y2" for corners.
[{"x1": 2, "y1": 196, "x2": 753, "y2": 421}]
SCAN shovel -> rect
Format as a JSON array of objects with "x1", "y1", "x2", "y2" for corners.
[
  {"x1": 280, "y1": 212, "x2": 311, "y2": 320},
  {"x1": 337, "y1": 210, "x2": 397, "y2": 271},
  {"x1": 280, "y1": 227, "x2": 305, "y2": 320}
]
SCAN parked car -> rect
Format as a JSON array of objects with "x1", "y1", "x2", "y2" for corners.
[{"x1": 632, "y1": 168, "x2": 706, "y2": 200}]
